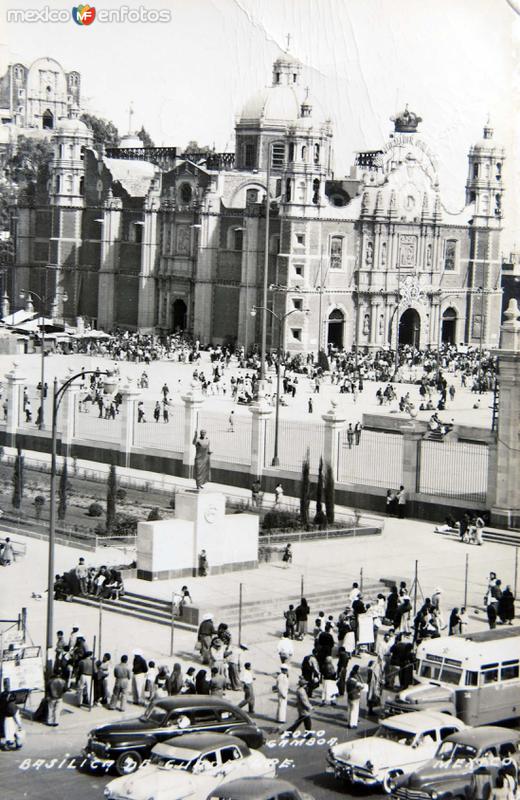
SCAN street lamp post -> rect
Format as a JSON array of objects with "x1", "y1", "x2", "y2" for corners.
[
  {"x1": 251, "y1": 303, "x2": 307, "y2": 466},
  {"x1": 477, "y1": 286, "x2": 485, "y2": 394},
  {"x1": 19, "y1": 288, "x2": 68, "y2": 430},
  {"x1": 45, "y1": 369, "x2": 117, "y2": 676}
]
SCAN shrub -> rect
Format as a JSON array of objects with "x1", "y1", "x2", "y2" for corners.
[
  {"x1": 106, "y1": 464, "x2": 117, "y2": 533},
  {"x1": 147, "y1": 507, "x2": 162, "y2": 521},
  {"x1": 112, "y1": 513, "x2": 138, "y2": 536},
  {"x1": 324, "y1": 462, "x2": 335, "y2": 525},
  {"x1": 261, "y1": 508, "x2": 300, "y2": 532},
  {"x1": 300, "y1": 450, "x2": 311, "y2": 529},
  {"x1": 88, "y1": 502, "x2": 104, "y2": 517},
  {"x1": 314, "y1": 456, "x2": 327, "y2": 527},
  {"x1": 116, "y1": 488, "x2": 127, "y2": 502},
  {"x1": 34, "y1": 495, "x2": 45, "y2": 521}
]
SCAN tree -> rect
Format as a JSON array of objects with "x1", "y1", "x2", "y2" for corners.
[
  {"x1": 80, "y1": 112, "x2": 120, "y2": 148},
  {"x1": 137, "y1": 125, "x2": 154, "y2": 148},
  {"x1": 318, "y1": 350, "x2": 330, "y2": 372},
  {"x1": 324, "y1": 462, "x2": 335, "y2": 525},
  {"x1": 106, "y1": 463, "x2": 117, "y2": 534},
  {"x1": 300, "y1": 449, "x2": 311, "y2": 529},
  {"x1": 0, "y1": 136, "x2": 54, "y2": 226},
  {"x1": 183, "y1": 140, "x2": 213, "y2": 154},
  {"x1": 34, "y1": 495, "x2": 45, "y2": 521},
  {"x1": 314, "y1": 456, "x2": 327, "y2": 527},
  {"x1": 12, "y1": 447, "x2": 24, "y2": 509},
  {"x1": 57, "y1": 458, "x2": 68, "y2": 521}
]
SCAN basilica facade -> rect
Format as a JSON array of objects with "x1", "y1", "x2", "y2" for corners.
[{"x1": 12, "y1": 53, "x2": 505, "y2": 353}]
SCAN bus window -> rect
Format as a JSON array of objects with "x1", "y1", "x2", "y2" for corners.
[
  {"x1": 440, "y1": 666, "x2": 462, "y2": 685},
  {"x1": 481, "y1": 664, "x2": 499, "y2": 684},
  {"x1": 419, "y1": 661, "x2": 441, "y2": 680},
  {"x1": 465, "y1": 671, "x2": 478, "y2": 686},
  {"x1": 501, "y1": 661, "x2": 519, "y2": 681}
]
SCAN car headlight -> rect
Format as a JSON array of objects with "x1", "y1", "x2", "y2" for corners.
[
  {"x1": 103, "y1": 790, "x2": 110, "y2": 798},
  {"x1": 430, "y1": 792, "x2": 438, "y2": 800}
]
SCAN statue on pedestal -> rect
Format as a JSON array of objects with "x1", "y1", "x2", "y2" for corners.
[{"x1": 193, "y1": 429, "x2": 211, "y2": 490}]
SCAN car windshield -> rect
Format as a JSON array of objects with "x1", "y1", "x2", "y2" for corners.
[
  {"x1": 150, "y1": 754, "x2": 195, "y2": 771},
  {"x1": 436, "y1": 741, "x2": 477, "y2": 762},
  {"x1": 140, "y1": 706, "x2": 168, "y2": 725},
  {"x1": 375, "y1": 725, "x2": 415, "y2": 746}
]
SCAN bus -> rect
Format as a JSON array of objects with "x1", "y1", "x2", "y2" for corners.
[{"x1": 384, "y1": 626, "x2": 520, "y2": 726}]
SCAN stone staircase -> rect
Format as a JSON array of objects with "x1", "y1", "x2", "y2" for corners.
[
  {"x1": 434, "y1": 526, "x2": 520, "y2": 548},
  {"x1": 71, "y1": 590, "x2": 198, "y2": 631},
  {"x1": 205, "y1": 581, "x2": 385, "y2": 627},
  {"x1": 70, "y1": 582, "x2": 386, "y2": 631}
]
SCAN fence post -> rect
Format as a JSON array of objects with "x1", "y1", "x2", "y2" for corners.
[
  {"x1": 59, "y1": 378, "x2": 81, "y2": 453},
  {"x1": 464, "y1": 553, "x2": 469, "y2": 608},
  {"x1": 248, "y1": 389, "x2": 272, "y2": 479},
  {"x1": 321, "y1": 400, "x2": 346, "y2": 481},
  {"x1": 515, "y1": 548, "x2": 519, "y2": 599},
  {"x1": 400, "y1": 419, "x2": 425, "y2": 497},
  {"x1": 5, "y1": 366, "x2": 25, "y2": 447},
  {"x1": 119, "y1": 383, "x2": 141, "y2": 469},
  {"x1": 181, "y1": 383, "x2": 205, "y2": 480},
  {"x1": 301, "y1": 574, "x2": 304, "y2": 600},
  {"x1": 359, "y1": 567, "x2": 364, "y2": 592}
]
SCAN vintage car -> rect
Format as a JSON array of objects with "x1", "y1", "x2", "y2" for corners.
[
  {"x1": 207, "y1": 777, "x2": 315, "y2": 800},
  {"x1": 103, "y1": 732, "x2": 277, "y2": 800},
  {"x1": 84, "y1": 696, "x2": 265, "y2": 775},
  {"x1": 392, "y1": 726, "x2": 520, "y2": 800},
  {"x1": 327, "y1": 710, "x2": 465, "y2": 793}
]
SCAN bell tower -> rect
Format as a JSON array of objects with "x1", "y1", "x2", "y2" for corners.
[{"x1": 465, "y1": 117, "x2": 505, "y2": 224}]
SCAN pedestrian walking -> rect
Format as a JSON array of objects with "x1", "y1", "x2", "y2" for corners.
[
  {"x1": 354, "y1": 421, "x2": 363, "y2": 445},
  {"x1": 237, "y1": 662, "x2": 255, "y2": 714},
  {"x1": 109, "y1": 655, "x2": 131, "y2": 711},
  {"x1": 76, "y1": 651, "x2": 94, "y2": 707},
  {"x1": 209, "y1": 666, "x2": 226, "y2": 697},
  {"x1": 46, "y1": 671, "x2": 66, "y2": 726},
  {"x1": 282, "y1": 543, "x2": 292, "y2": 569},
  {"x1": 228, "y1": 410, "x2": 235, "y2": 432},
  {"x1": 308, "y1": 397, "x2": 313, "y2": 414},
  {"x1": 274, "y1": 665, "x2": 289, "y2": 724},
  {"x1": 251, "y1": 479, "x2": 261, "y2": 509},
  {"x1": 285, "y1": 676, "x2": 313, "y2": 737},
  {"x1": 198, "y1": 549, "x2": 209, "y2": 576},
  {"x1": 347, "y1": 423, "x2": 354, "y2": 449},
  {"x1": 274, "y1": 482, "x2": 284, "y2": 506},
  {"x1": 0, "y1": 538, "x2": 15, "y2": 566},
  {"x1": 132, "y1": 650, "x2": 148, "y2": 705},
  {"x1": 396, "y1": 485, "x2": 407, "y2": 519},
  {"x1": 277, "y1": 633, "x2": 294, "y2": 665},
  {"x1": 346, "y1": 664, "x2": 366, "y2": 729}
]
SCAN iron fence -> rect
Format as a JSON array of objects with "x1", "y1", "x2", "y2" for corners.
[
  {"x1": 197, "y1": 410, "x2": 252, "y2": 466},
  {"x1": 73, "y1": 401, "x2": 122, "y2": 444},
  {"x1": 418, "y1": 439, "x2": 488, "y2": 503},
  {"x1": 264, "y1": 419, "x2": 326, "y2": 472},
  {"x1": 132, "y1": 401, "x2": 183, "y2": 453},
  {"x1": 337, "y1": 429, "x2": 403, "y2": 489}
]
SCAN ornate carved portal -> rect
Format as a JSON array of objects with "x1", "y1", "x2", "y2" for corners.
[{"x1": 399, "y1": 234, "x2": 418, "y2": 269}]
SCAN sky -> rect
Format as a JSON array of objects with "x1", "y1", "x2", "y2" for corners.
[{"x1": 1, "y1": 0, "x2": 518, "y2": 246}]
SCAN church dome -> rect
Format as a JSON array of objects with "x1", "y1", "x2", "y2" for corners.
[
  {"x1": 239, "y1": 85, "x2": 301, "y2": 124},
  {"x1": 56, "y1": 116, "x2": 90, "y2": 135}
]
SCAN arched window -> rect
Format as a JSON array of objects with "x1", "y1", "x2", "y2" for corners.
[
  {"x1": 55, "y1": 175, "x2": 61, "y2": 194},
  {"x1": 180, "y1": 183, "x2": 192, "y2": 204},
  {"x1": 79, "y1": 176, "x2": 84, "y2": 196},
  {"x1": 314, "y1": 143, "x2": 320, "y2": 165},
  {"x1": 242, "y1": 143, "x2": 255, "y2": 170},
  {"x1": 65, "y1": 174, "x2": 73, "y2": 193},
  {"x1": 312, "y1": 178, "x2": 320, "y2": 205},
  {"x1": 330, "y1": 236, "x2": 343, "y2": 269},
  {"x1": 496, "y1": 162, "x2": 502, "y2": 180},
  {"x1": 42, "y1": 109, "x2": 54, "y2": 130},
  {"x1": 481, "y1": 193, "x2": 489, "y2": 214},
  {"x1": 246, "y1": 188, "x2": 258, "y2": 205},
  {"x1": 13, "y1": 65, "x2": 24, "y2": 81},
  {"x1": 271, "y1": 143, "x2": 285, "y2": 170},
  {"x1": 301, "y1": 145, "x2": 307, "y2": 161},
  {"x1": 473, "y1": 163, "x2": 479, "y2": 179},
  {"x1": 285, "y1": 179, "x2": 292, "y2": 202},
  {"x1": 288, "y1": 143, "x2": 295, "y2": 162},
  {"x1": 233, "y1": 228, "x2": 243, "y2": 251},
  {"x1": 275, "y1": 72, "x2": 281, "y2": 84},
  {"x1": 444, "y1": 239, "x2": 457, "y2": 271}
]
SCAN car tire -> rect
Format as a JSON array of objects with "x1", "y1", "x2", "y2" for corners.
[
  {"x1": 115, "y1": 750, "x2": 142, "y2": 776},
  {"x1": 383, "y1": 769, "x2": 403, "y2": 794}
]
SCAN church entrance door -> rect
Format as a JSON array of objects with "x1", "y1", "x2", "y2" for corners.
[
  {"x1": 398, "y1": 308, "x2": 421, "y2": 348},
  {"x1": 172, "y1": 298, "x2": 187, "y2": 332},
  {"x1": 327, "y1": 308, "x2": 345, "y2": 349}
]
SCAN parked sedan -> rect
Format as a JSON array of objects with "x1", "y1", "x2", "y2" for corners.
[
  {"x1": 207, "y1": 777, "x2": 315, "y2": 800},
  {"x1": 103, "y1": 732, "x2": 277, "y2": 800},
  {"x1": 393, "y1": 726, "x2": 520, "y2": 800},
  {"x1": 84, "y1": 697, "x2": 265, "y2": 775},
  {"x1": 327, "y1": 710, "x2": 465, "y2": 793}
]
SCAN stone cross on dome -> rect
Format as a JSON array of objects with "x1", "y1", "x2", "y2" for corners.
[{"x1": 285, "y1": 33, "x2": 291, "y2": 52}]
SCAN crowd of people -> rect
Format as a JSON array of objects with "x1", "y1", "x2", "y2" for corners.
[{"x1": 53, "y1": 557, "x2": 125, "y2": 602}]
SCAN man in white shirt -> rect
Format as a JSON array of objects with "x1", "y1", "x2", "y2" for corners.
[{"x1": 275, "y1": 666, "x2": 289, "y2": 724}]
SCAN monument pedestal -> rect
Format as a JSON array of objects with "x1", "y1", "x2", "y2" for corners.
[{"x1": 137, "y1": 490, "x2": 259, "y2": 580}]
